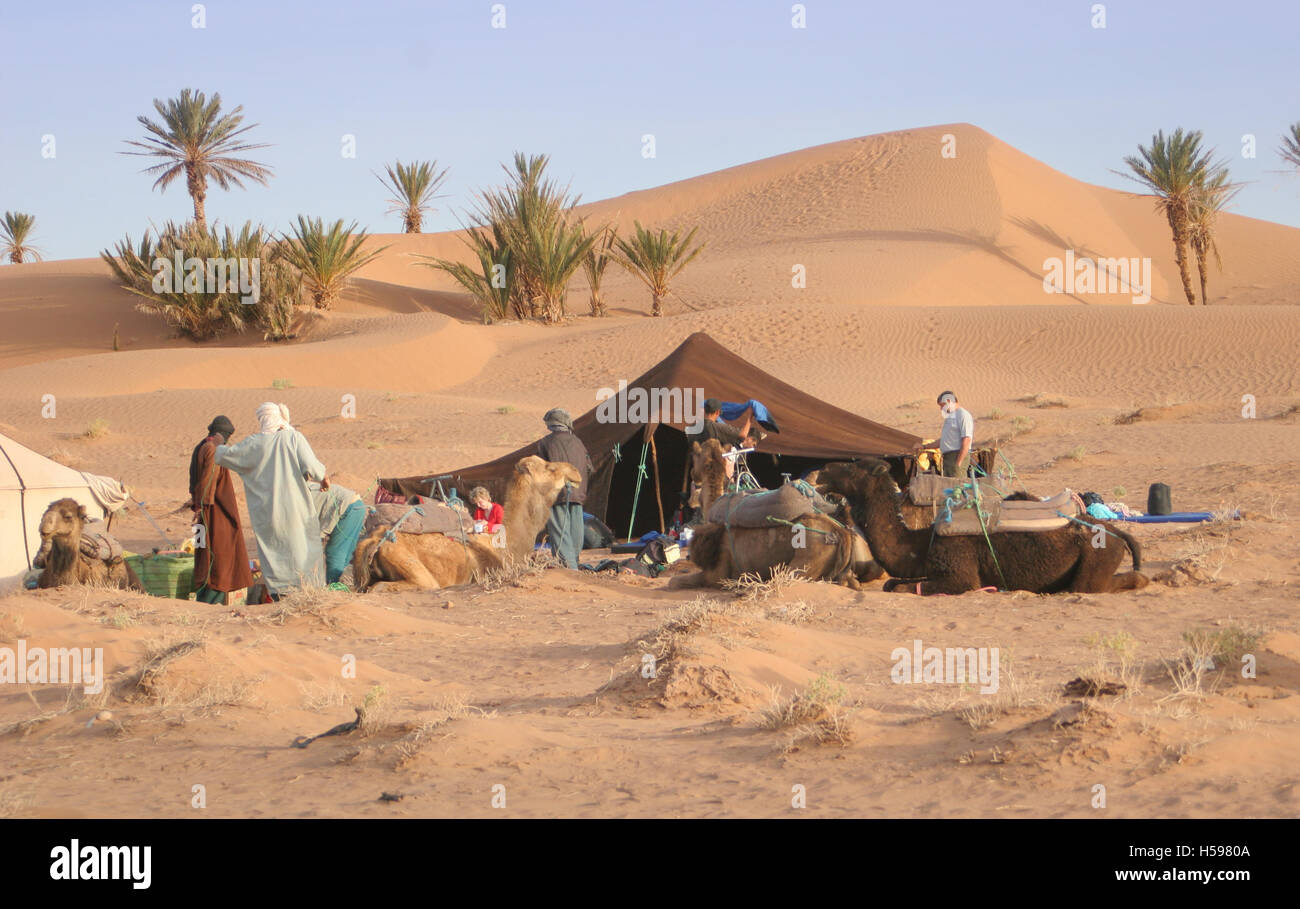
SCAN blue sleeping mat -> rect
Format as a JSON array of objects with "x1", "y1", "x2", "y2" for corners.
[{"x1": 1117, "y1": 512, "x2": 1216, "y2": 524}]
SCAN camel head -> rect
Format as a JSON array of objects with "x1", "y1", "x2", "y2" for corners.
[
  {"x1": 811, "y1": 459, "x2": 903, "y2": 508},
  {"x1": 39, "y1": 498, "x2": 87, "y2": 542},
  {"x1": 690, "y1": 439, "x2": 726, "y2": 488},
  {"x1": 499, "y1": 456, "x2": 583, "y2": 560},
  {"x1": 513, "y1": 455, "x2": 581, "y2": 504}
]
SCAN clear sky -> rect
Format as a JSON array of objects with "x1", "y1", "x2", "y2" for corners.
[{"x1": 3, "y1": 0, "x2": 1298, "y2": 260}]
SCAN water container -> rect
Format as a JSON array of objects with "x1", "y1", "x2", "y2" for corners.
[{"x1": 1147, "y1": 482, "x2": 1172, "y2": 516}]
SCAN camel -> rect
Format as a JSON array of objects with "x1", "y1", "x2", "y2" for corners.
[
  {"x1": 818, "y1": 459, "x2": 1149, "y2": 595},
  {"x1": 353, "y1": 455, "x2": 581, "y2": 591},
  {"x1": 34, "y1": 498, "x2": 142, "y2": 590},
  {"x1": 669, "y1": 510, "x2": 858, "y2": 590},
  {"x1": 689, "y1": 438, "x2": 727, "y2": 521},
  {"x1": 675, "y1": 457, "x2": 882, "y2": 590}
]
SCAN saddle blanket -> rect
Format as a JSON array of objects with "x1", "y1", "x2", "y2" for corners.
[
  {"x1": 935, "y1": 489, "x2": 1079, "y2": 536},
  {"x1": 364, "y1": 500, "x2": 474, "y2": 537}
]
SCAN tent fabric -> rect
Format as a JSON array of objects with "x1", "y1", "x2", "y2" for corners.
[
  {"x1": 379, "y1": 332, "x2": 923, "y2": 537},
  {"x1": 0, "y1": 433, "x2": 112, "y2": 579},
  {"x1": 83, "y1": 472, "x2": 132, "y2": 514}
]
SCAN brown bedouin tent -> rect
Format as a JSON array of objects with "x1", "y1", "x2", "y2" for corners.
[{"x1": 379, "y1": 331, "x2": 968, "y2": 539}]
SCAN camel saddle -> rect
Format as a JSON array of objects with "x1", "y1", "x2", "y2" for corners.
[
  {"x1": 707, "y1": 484, "x2": 822, "y2": 529},
  {"x1": 907, "y1": 473, "x2": 1005, "y2": 506},
  {"x1": 363, "y1": 501, "x2": 474, "y2": 537},
  {"x1": 33, "y1": 520, "x2": 124, "y2": 567},
  {"x1": 934, "y1": 489, "x2": 1079, "y2": 536}
]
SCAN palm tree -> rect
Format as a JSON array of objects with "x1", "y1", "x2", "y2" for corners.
[
  {"x1": 1118, "y1": 129, "x2": 1215, "y2": 305},
  {"x1": 612, "y1": 221, "x2": 705, "y2": 317},
  {"x1": 420, "y1": 222, "x2": 514, "y2": 323},
  {"x1": 1280, "y1": 122, "x2": 1300, "y2": 173},
  {"x1": 1, "y1": 212, "x2": 41, "y2": 263},
  {"x1": 480, "y1": 153, "x2": 585, "y2": 319},
  {"x1": 518, "y1": 214, "x2": 596, "y2": 322},
  {"x1": 581, "y1": 221, "x2": 618, "y2": 316},
  {"x1": 123, "y1": 89, "x2": 272, "y2": 228},
  {"x1": 376, "y1": 159, "x2": 450, "y2": 233},
  {"x1": 1187, "y1": 166, "x2": 1240, "y2": 305},
  {"x1": 101, "y1": 220, "x2": 302, "y2": 340},
  {"x1": 281, "y1": 217, "x2": 387, "y2": 309}
]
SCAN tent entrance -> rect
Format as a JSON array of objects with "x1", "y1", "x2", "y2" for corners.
[{"x1": 603, "y1": 425, "x2": 894, "y2": 541}]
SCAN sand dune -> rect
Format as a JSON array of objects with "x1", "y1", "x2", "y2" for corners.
[{"x1": 1, "y1": 123, "x2": 1298, "y2": 819}]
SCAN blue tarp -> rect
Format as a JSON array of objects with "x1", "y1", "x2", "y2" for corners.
[
  {"x1": 719, "y1": 399, "x2": 779, "y2": 433},
  {"x1": 1116, "y1": 512, "x2": 1218, "y2": 524}
]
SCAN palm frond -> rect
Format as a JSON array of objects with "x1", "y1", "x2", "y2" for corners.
[
  {"x1": 611, "y1": 221, "x2": 705, "y2": 316},
  {"x1": 1279, "y1": 122, "x2": 1300, "y2": 171},
  {"x1": 280, "y1": 217, "x2": 387, "y2": 309},
  {"x1": 1, "y1": 211, "x2": 42, "y2": 263},
  {"x1": 121, "y1": 89, "x2": 272, "y2": 226},
  {"x1": 376, "y1": 159, "x2": 450, "y2": 233}
]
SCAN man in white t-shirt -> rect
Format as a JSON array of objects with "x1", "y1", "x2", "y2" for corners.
[{"x1": 937, "y1": 390, "x2": 975, "y2": 478}]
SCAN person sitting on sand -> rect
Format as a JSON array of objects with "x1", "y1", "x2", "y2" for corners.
[
  {"x1": 216, "y1": 403, "x2": 327, "y2": 597},
  {"x1": 185, "y1": 415, "x2": 254, "y2": 603},
  {"x1": 310, "y1": 480, "x2": 366, "y2": 585},
  {"x1": 936, "y1": 391, "x2": 975, "y2": 478},
  {"x1": 469, "y1": 486, "x2": 504, "y2": 534}
]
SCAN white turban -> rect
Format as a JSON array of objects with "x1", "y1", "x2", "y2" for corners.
[{"x1": 256, "y1": 402, "x2": 292, "y2": 433}]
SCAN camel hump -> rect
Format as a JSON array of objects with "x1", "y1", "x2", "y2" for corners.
[
  {"x1": 706, "y1": 484, "x2": 815, "y2": 527},
  {"x1": 364, "y1": 501, "x2": 473, "y2": 536}
]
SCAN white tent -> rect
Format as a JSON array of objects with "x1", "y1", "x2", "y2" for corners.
[{"x1": 0, "y1": 433, "x2": 130, "y2": 579}]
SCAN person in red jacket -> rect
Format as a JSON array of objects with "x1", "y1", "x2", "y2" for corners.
[{"x1": 469, "y1": 486, "x2": 504, "y2": 533}]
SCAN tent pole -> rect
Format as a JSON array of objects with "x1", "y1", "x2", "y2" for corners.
[
  {"x1": 649, "y1": 431, "x2": 665, "y2": 534},
  {"x1": 626, "y1": 442, "x2": 649, "y2": 541}
]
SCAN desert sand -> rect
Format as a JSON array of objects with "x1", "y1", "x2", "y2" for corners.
[{"x1": 1, "y1": 124, "x2": 1298, "y2": 818}]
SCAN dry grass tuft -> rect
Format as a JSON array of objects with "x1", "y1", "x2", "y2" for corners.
[
  {"x1": 261, "y1": 587, "x2": 355, "y2": 630},
  {"x1": 479, "y1": 550, "x2": 558, "y2": 591},
  {"x1": 763, "y1": 599, "x2": 815, "y2": 624},
  {"x1": 1158, "y1": 624, "x2": 1261, "y2": 705},
  {"x1": 721, "y1": 565, "x2": 806, "y2": 602},
  {"x1": 117, "y1": 637, "x2": 204, "y2": 701},
  {"x1": 1074, "y1": 630, "x2": 1143, "y2": 698},
  {"x1": 299, "y1": 680, "x2": 349, "y2": 712},
  {"x1": 1017, "y1": 393, "x2": 1069, "y2": 409},
  {"x1": 357, "y1": 684, "x2": 391, "y2": 738},
  {"x1": 82, "y1": 418, "x2": 110, "y2": 440},
  {"x1": 758, "y1": 674, "x2": 854, "y2": 750},
  {"x1": 393, "y1": 693, "x2": 489, "y2": 768}
]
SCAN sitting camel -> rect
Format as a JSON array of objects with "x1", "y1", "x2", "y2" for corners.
[
  {"x1": 353, "y1": 456, "x2": 581, "y2": 591},
  {"x1": 668, "y1": 510, "x2": 857, "y2": 590},
  {"x1": 34, "y1": 498, "x2": 142, "y2": 590},
  {"x1": 675, "y1": 458, "x2": 882, "y2": 590},
  {"x1": 819, "y1": 459, "x2": 1148, "y2": 595}
]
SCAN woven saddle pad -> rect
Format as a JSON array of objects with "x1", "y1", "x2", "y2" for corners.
[{"x1": 935, "y1": 490, "x2": 1078, "y2": 536}]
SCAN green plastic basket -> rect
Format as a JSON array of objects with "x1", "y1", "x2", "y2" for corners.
[{"x1": 124, "y1": 552, "x2": 195, "y2": 599}]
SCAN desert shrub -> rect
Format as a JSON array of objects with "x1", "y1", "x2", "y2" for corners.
[{"x1": 101, "y1": 220, "x2": 303, "y2": 340}]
